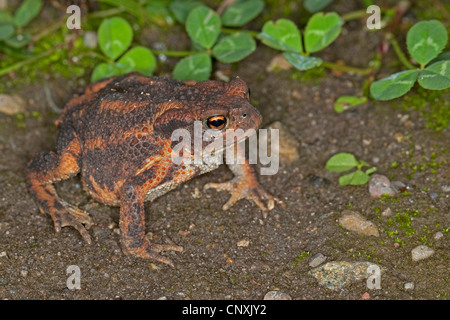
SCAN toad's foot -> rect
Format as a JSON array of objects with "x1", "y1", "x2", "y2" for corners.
[
  {"x1": 204, "y1": 177, "x2": 276, "y2": 218},
  {"x1": 125, "y1": 238, "x2": 183, "y2": 268},
  {"x1": 52, "y1": 200, "x2": 94, "y2": 244}
]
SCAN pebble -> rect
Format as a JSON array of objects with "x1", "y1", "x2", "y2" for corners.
[
  {"x1": 411, "y1": 245, "x2": 435, "y2": 261},
  {"x1": 0, "y1": 94, "x2": 26, "y2": 115},
  {"x1": 441, "y1": 185, "x2": 450, "y2": 193},
  {"x1": 361, "y1": 292, "x2": 371, "y2": 300},
  {"x1": 83, "y1": 31, "x2": 98, "y2": 48},
  {"x1": 263, "y1": 290, "x2": 292, "y2": 300},
  {"x1": 308, "y1": 253, "x2": 327, "y2": 268},
  {"x1": 381, "y1": 207, "x2": 392, "y2": 217},
  {"x1": 264, "y1": 121, "x2": 300, "y2": 166},
  {"x1": 237, "y1": 238, "x2": 250, "y2": 247},
  {"x1": 368, "y1": 174, "x2": 405, "y2": 198},
  {"x1": 339, "y1": 210, "x2": 379, "y2": 237},
  {"x1": 429, "y1": 193, "x2": 438, "y2": 199},
  {"x1": 404, "y1": 282, "x2": 414, "y2": 290},
  {"x1": 309, "y1": 261, "x2": 383, "y2": 291},
  {"x1": 266, "y1": 54, "x2": 293, "y2": 72},
  {"x1": 433, "y1": 232, "x2": 443, "y2": 241}
]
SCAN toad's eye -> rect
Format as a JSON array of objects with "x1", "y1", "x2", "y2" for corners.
[{"x1": 206, "y1": 115, "x2": 227, "y2": 130}]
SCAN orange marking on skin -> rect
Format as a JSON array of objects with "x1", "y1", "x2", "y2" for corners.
[
  {"x1": 99, "y1": 100, "x2": 149, "y2": 114},
  {"x1": 134, "y1": 155, "x2": 162, "y2": 177},
  {"x1": 84, "y1": 136, "x2": 106, "y2": 151},
  {"x1": 85, "y1": 77, "x2": 115, "y2": 95},
  {"x1": 153, "y1": 101, "x2": 185, "y2": 124}
]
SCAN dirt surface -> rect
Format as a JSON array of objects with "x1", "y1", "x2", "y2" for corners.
[{"x1": 0, "y1": 5, "x2": 449, "y2": 300}]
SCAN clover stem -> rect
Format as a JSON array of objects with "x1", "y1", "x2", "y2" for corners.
[
  {"x1": 220, "y1": 27, "x2": 259, "y2": 37},
  {"x1": 386, "y1": 32, "x2": 415, "y2": 69},
  {"x1": 151, "y1": 50, "x2": 198, "y2": 57},
  {"x1": 321, "y1": 61, "x2": 373, "y2": 75}
]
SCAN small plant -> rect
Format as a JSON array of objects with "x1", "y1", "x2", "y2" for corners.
[
  {"x1": 91, "y1": 17, "x2": 156, "y2": 82},
  {"x1": 171, "y1": 0, "x2": 264, "y2": 81},
  {"x1": 0, "y1": 0, "x2": 43, "y2": 49},
  {"x1": 370, "y1": 20, "x2": 450, "y2": 100},
  {"x1": 257, "y1": 12, "x2": 343, "y2": 71},
  {"x1": 325, "y1": 152, "x2": 377, "y2": 186}
]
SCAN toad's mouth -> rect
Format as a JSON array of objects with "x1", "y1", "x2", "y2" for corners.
[{"x1": 203, "y1": 130, "x2": 257, "y2": 156}]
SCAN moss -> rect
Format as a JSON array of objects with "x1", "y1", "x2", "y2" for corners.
[{"x1": 401, "y1": 88, "x2": 450, "y2": 132}]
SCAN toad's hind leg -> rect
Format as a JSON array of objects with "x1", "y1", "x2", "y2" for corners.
[{"x1": 26, "y1": 136, "x2": 93, "y2": 243}]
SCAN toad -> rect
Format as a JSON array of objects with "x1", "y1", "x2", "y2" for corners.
[{"x1": 26, "y1": 73, "x2": 275, "y2": 266}]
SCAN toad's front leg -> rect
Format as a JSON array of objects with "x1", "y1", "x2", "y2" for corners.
[
  {"x1": 204, "y1": 142, "x2": 277, "y2": 218},
  {"x1": 119, "y1": 184, "x2": 183, "y2": 267}
]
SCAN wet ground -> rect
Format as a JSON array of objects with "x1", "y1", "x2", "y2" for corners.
[{"x1": 0, "y1": 5, "x2": 449, "y2": 300}]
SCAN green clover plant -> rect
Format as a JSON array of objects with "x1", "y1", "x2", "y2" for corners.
[
  {"x1": 171, "y1": 0, "x2": 264, "y2": 81},
  {"x1": 370, "y1": 20, "x2": 449, "y2": 101},
  {"x1": 257, "y1": 13, "x2": 343, "y2": 71},
  {"x1": 325, "y1": 153, "x2": 377, "y2": 186},
  {"x1": 91, "y1": 17, "x2": 156, "y2": 82},
  {"x1": 0, "y1": 0, "x2": 43, "y2": 49}
]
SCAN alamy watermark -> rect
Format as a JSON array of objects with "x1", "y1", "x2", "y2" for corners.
[{"x1": 170, "y1": 121, "x2": 279, "y2": 175}]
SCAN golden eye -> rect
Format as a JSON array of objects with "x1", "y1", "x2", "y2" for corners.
[{"x1": 206, "y1": 115, "x2": 227, "y2": 130}]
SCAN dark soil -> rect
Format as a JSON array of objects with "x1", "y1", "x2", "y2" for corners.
[{"x1": 0, "y1": 3, "x2": 448, "y2": 300}]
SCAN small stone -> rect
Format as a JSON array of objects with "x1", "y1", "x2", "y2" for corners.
[
  {"x1": 20, "y1": 270, "x2": 28, "y2": 277},
  {"x1": 433, "y1": 232, "x2": 444, "y2": 241},
  {"x1": 266, "y1": 54, "x2": 293, "y2": 72},
  {"x1": 0, "y1": 251, "x2": 6, "y2": 258},
  {"x1": 381, "y1": 208, "x2": 392, "y2": 217},
  {"x1": 237, "y1": 238, "x2": 250, "y2": 247},
  {"x1": 339, "y1": 210, "x2": 379, "y2": 237},
  {"x1": 429, "y1": 193, "x2": 438, "y2": 199},
  {"x1": 157, "y1": 296, "x2": 168, "y2": 300},
  {"x1": 263, "y1": 290, "x2": 292, "y2": 300},
  {"x1": 264, "y1": 121, "x2": 300, "y2": 167},
  {"x1": 441, "y1": 185, "x2": 450, "y2": 193},
  {"x1": 411, "y1": 245, "x2": 435, "y2": 261},
  {"x1": 308, "y1": 253, "x2": 327, "y2": 268},
  {"x1": 0, "y1": 94, "x2": 26, "y2": 115},
  {"x1": 83, "y1": 31, "x2": 98, "y2": 48},
  {"x1": 404, "y1": 282, "x2": 414, "y2": 290},
  {"x1": 361, "y1": 292, "x2": 371, "y2": 300},
  {"x1": 309, "y1": 261, "x2": 383, "y2": 291},
  {"x1": 369, "y1": 174, "x2": 399, "y2": 198}
]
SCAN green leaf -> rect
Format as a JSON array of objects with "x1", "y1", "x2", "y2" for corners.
[
  {"x1": 97, "y1": 0, "x2": 144, "y2": 21},
  {"x1": 169, "y1": 0, "x2": 203, "y2": 24},
  {"x1": 185, "y1": 6, "x2": 221, "y2": 49},
  {"x1": 173, "y1": 52, "x2": 212, "y2": 81},
  {"x1": 370, "y1": 70, "x2": 419, "y2": 101},
  {"x1": 221, "y1": 0, "x2": 264, "y2": 27},
  {"x1": 417, "y1": 60, "x2": 450, "y2": 90},
  {"x1": 427, "y1": 51, "x2": 450, "y2": 66},
  {"x1": 304, "y1": 12, "x2": 343, "y2": 53},
  {"x1": 282, "y1": 52, "x2": 322, "y2": 70},
  {"x1": 145, "y1": 1, "x2": 174, "y2": 26},
  {"x1": 406, "y1": 20, "x2": 448, "y2": 66},
  {"x1": 212, "y1": 32, "x2": 256, "y2": 63},
  {"x1": 257, "y1": 19, "x2": 302, "y2": 53},
  {"x1": 91, "y1": 63, "x2": 121, "y2": 82},
  {"x1": 116, "y1": 46, "x2": 156, "y2": 75},
  {"x1": 339, "y1": 170, "x2": 371, "y2": 186},
  {"x1": 0, "y1": 24, "x2": 15, "y2": 41},
  {"x1": 98, "y1": 17, "x2": 133, "y2": 60},
  {"x1": 13, "y1": 0, "x2": 42, "y2": 27},
  {"x1": 365, "y1": 167, "x2": 377, "y2": 175},
  {"x1": 325, "y1": 153, "x2": 358, "y2": 173},
  {"x1": 334, "y1": 95, "x2": 368, "y2": 113},
  {"x1": 0, "y1": 11, "x2": 14, "y2": 24},
  {"x1": 304, "y1": 0, "x2": 332, "y2": 13},
  {"x1": 4, "y1": 33, "x2": 32, "y2": 48}
]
